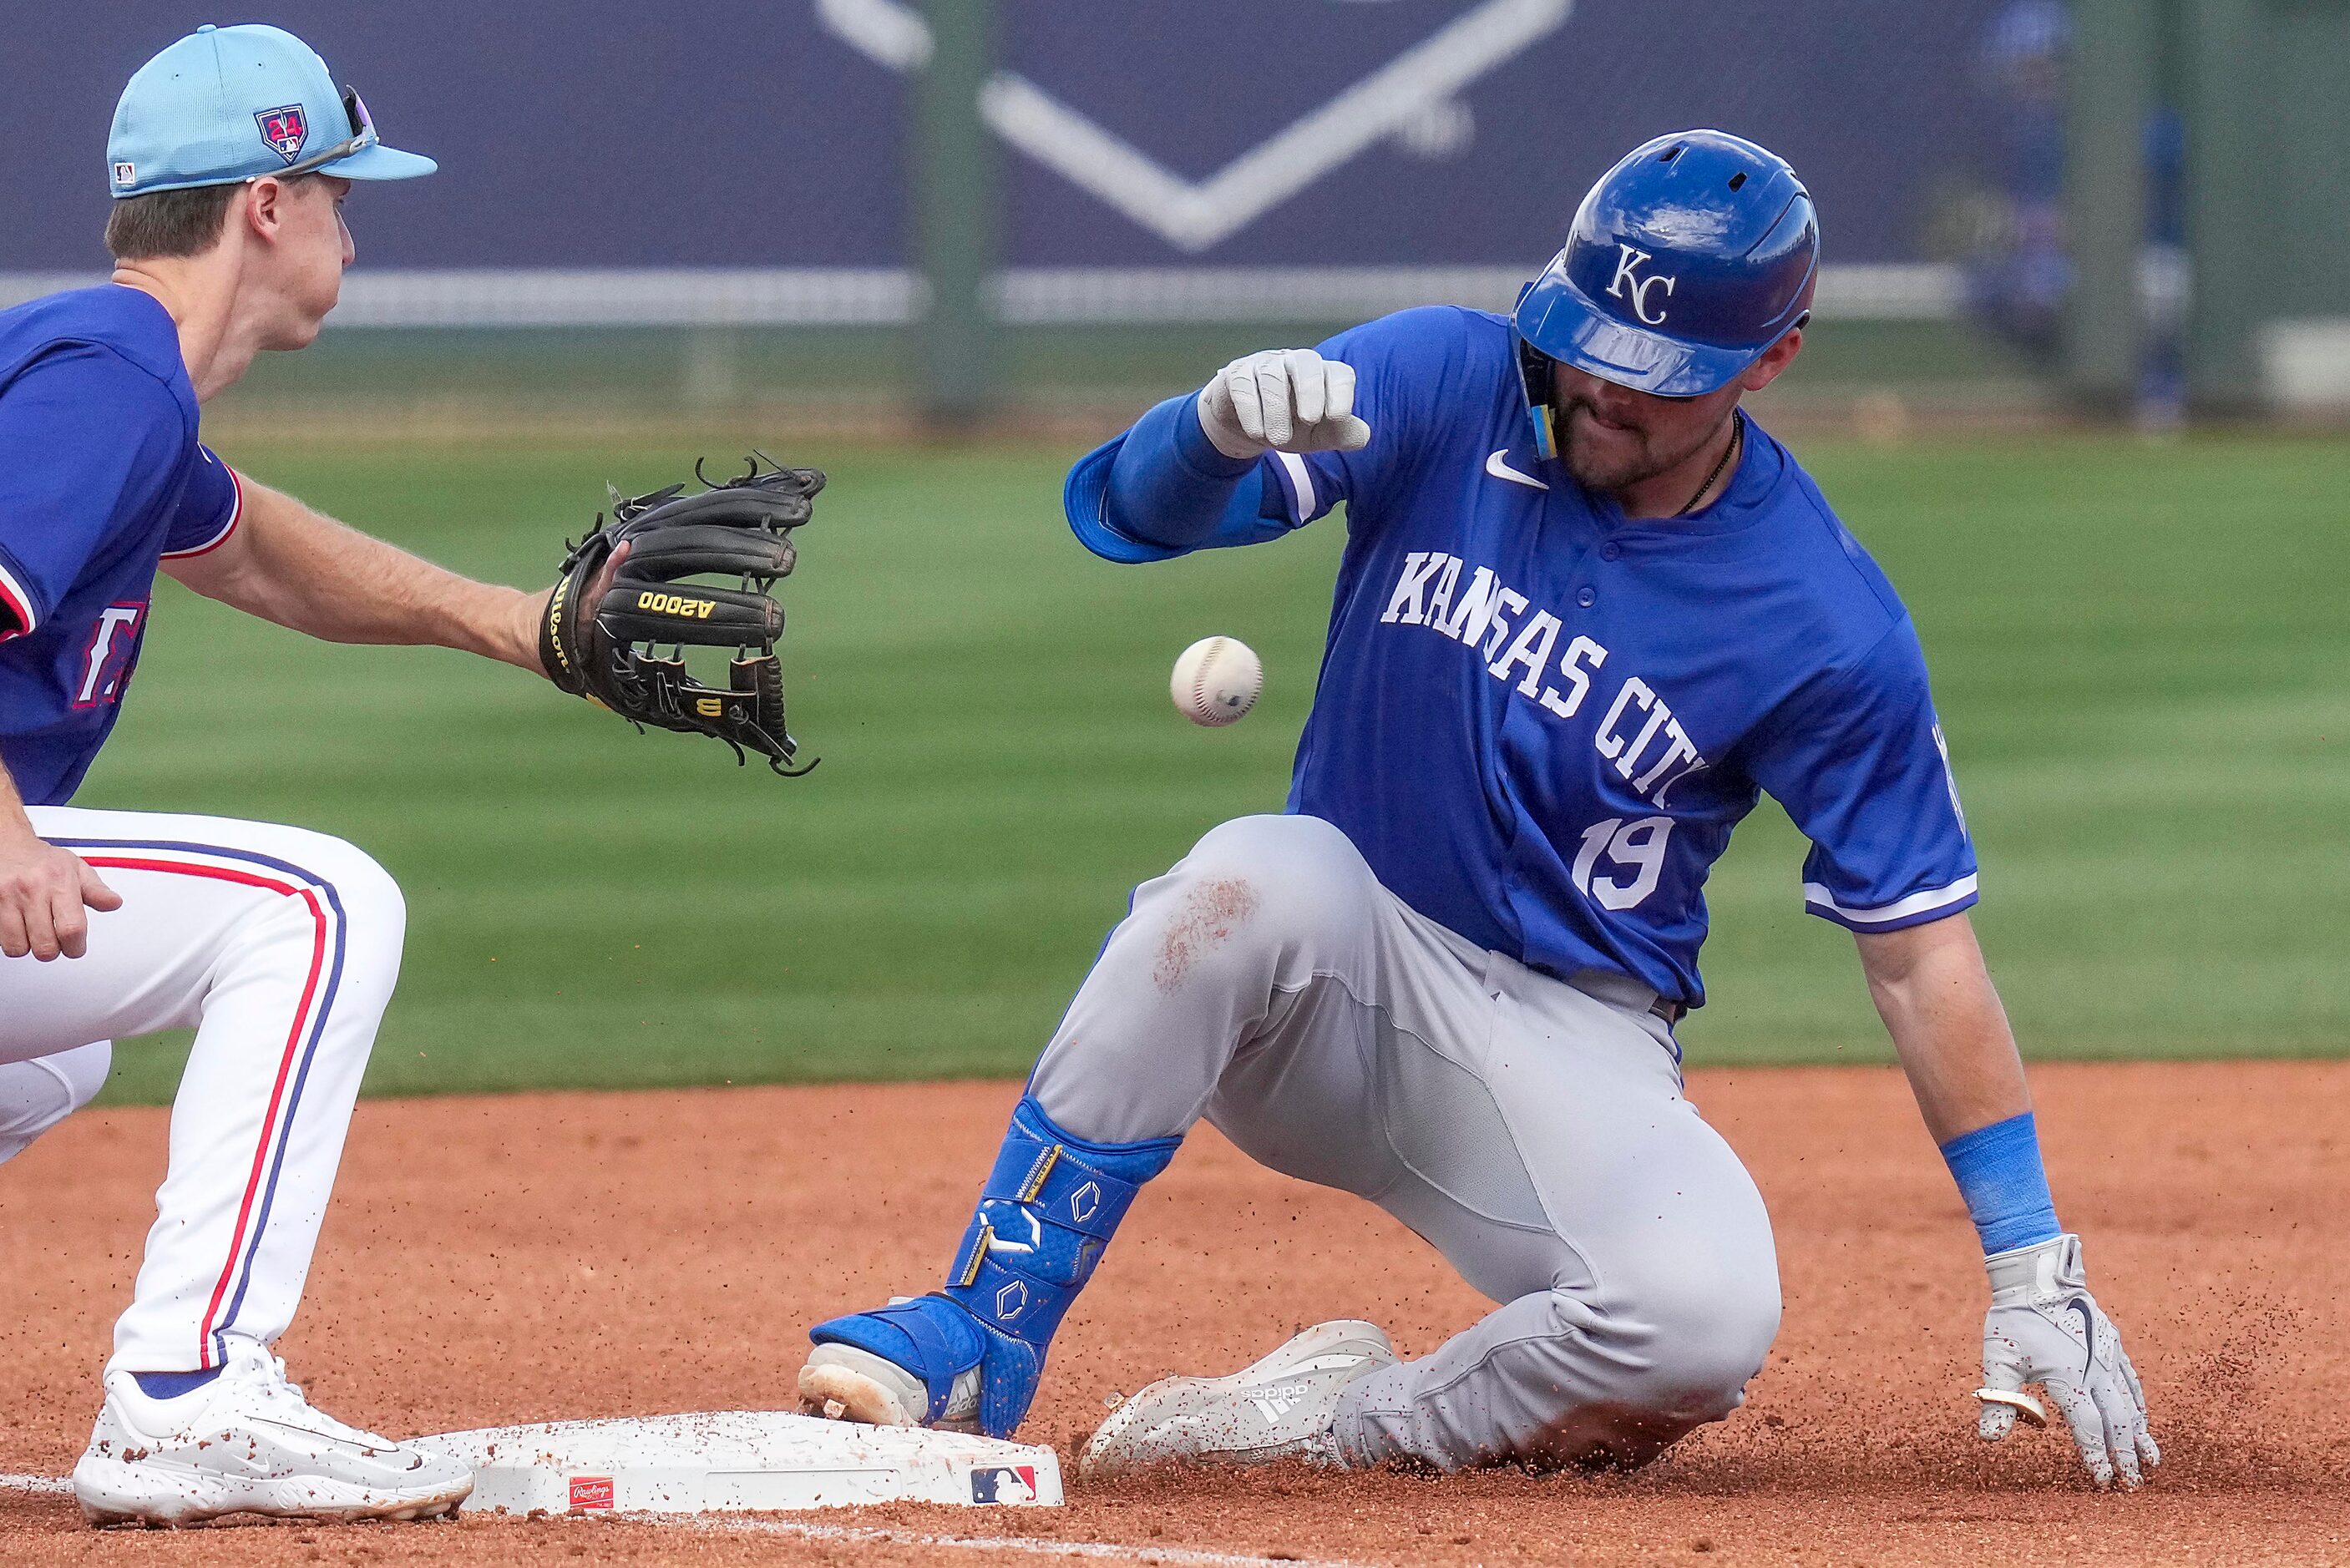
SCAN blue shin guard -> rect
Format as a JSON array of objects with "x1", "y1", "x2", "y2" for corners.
[{"x1": 810, "y1": 1095, "x2": 1179, "y2": 1439}]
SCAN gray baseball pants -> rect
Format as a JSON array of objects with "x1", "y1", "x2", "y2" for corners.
[{"x1": 1030, "y1": 813, "x2": 1780, "y2": 1472}]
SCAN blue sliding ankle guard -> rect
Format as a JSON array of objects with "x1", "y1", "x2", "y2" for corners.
[{"x1": 809, "y1": 1095, "x2": 1179, "y2": 1438}]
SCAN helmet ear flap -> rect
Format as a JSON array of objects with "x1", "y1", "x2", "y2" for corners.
[
  {"x1": 1516, "y1": 334, "x2": 1559, "y2": 460},
  {"x1": 1745, "y1": 187, "x2": 1821, "y2": 341}
]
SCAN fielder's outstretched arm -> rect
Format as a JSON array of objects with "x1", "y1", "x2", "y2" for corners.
[
  {"x1": 163, "y1": 474, "x2": 546, "y2": 673},
  {"x1": 1858, "y1": 913, "x2": 2159, "y2": 1490}
]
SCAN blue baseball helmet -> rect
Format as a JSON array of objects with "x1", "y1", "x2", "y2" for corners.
[{"x1": 1514, "y1": 129, "x2": 1818, "y2": 450}]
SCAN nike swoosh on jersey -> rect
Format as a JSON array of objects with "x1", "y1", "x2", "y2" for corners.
[{"x1": 1485, "y1": 449, "x2": 1549, "y2": 490}]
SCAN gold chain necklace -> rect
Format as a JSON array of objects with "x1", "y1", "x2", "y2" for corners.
[{"x1": 1675, "y1": 411, "x2": 1744, "y2": 518}]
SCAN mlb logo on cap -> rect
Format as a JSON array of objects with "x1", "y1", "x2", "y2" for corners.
[
  {"x1": 255, "y1": 104, "x2": 308, "y2": 164},
  {"x1": 106, "y1": 23, "x2": 434, "y2": 197}
]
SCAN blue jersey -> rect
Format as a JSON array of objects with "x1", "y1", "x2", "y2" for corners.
[
  {"x1": 0, "y1": 286, "x2": 241, "y2": 806},
  {"x1": 1065, "y1": 306, "x2": 1976, "y2": 1007}
]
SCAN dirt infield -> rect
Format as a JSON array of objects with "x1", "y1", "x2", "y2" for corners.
[{"x1": 1, "y1": 1060, "x2": 2343, "y2": 1565}]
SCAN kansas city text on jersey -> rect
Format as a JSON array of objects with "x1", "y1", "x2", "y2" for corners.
[{"x1": 1378, "y1": 550, "x2": 1705, "y2": 809}]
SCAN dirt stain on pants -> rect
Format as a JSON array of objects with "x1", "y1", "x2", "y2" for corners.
[{"x1": 1154, "y1": 878, "x2": 1260, "y2": 994}]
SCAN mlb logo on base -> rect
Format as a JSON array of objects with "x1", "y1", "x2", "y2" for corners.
[{"x1": 968, "y1": 1465, "x2": 1038, "y2": 1504}]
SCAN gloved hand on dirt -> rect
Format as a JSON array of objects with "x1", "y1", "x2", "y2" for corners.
[{"x1": 1975, "y1": 1233, "x2": 2159, "y2": 1489}]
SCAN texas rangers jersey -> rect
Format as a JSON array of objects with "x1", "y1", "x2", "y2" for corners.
[
  {"x1": 1064, "y1": 306, "x2": 1976, "y2": 1007},
  {"x1": 0, "y1": 286, "x2": 241, "y2": 806}
]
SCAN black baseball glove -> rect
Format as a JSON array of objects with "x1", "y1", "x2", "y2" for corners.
[{"x1": 539, "y1": 454, "x2": 822, "y2": 775}]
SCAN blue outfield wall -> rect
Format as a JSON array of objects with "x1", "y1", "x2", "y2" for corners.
[{"x1": 14, "y1": 1, "x2": 2011, "y2": 276}]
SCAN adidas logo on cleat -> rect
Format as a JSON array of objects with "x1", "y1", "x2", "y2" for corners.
[{"x1": 1248, "y1": 1380, "x2": 1314, "y2": 1423}]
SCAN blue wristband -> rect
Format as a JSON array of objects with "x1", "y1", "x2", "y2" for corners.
[{"x1": 1938, "y1": 1111, "x2": 2061, "y2": 1256}]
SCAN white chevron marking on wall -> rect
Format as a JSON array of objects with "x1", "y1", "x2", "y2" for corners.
[{"x1": 815, "y1": 0, "x2": 1574, "y2": 252}]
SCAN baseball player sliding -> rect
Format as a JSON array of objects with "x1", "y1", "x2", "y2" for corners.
[
  {"x1": 2, "y1": 25, "x2": 813, "y2": 1528},
  {"x1": 803, "y1": 132, "x2": 2156, "y2": 1490}
]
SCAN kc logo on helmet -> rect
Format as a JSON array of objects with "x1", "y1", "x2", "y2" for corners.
[
  {"x1": 255, "y1": 105, "x2": 308, "y2": 163},
  {"x1": 1607, "y1": 244, "x2": 1678, "y2": 326}
]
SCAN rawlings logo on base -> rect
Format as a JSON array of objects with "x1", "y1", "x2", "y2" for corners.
[{"x1": 568, "y1": 1474, "x2": 615, "y2": 1510}]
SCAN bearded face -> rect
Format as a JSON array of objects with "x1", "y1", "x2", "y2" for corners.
[{"x1": 1547, "y1": 361, "x2": 1744, "y2": 496}]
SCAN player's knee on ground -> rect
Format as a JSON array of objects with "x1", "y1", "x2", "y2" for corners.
[
  {"x1": 1618, "y1": 1241, "x2": 1780, "y2": 1411},
  {"x1": 1523, "y1": 1258, "x2": 1782, "y2": 1468},
  {"x1": 1643, "y1": 1266, "x2": 1781, "y2": 1419},
  {"x1": 1164, "y1": 814, "x2": 1377, "y2": 964},
  {"x1": 0, "y1": 1041, "x2": 113, "y2": 1166}
]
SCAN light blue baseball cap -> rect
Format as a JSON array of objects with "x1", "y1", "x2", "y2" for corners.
[{"x1": 107, "y1": 23, "x2": 435, "y2": 197}]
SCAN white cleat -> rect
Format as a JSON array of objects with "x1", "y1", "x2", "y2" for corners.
[
  {"x1": 797, "y1": 1342, "x2": 981, "y2": 1432},
  {"x1": 1081, "y1": 1319, "x2": 1396, "y2": 1478},
  {"x1": 70, "y1": 1341, "x2": 473, "y2": 1527}
]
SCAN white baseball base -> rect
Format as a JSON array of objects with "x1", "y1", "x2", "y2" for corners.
[{"x1": 417, "y1": 1411, "x2": 1062, "y2": 1515}]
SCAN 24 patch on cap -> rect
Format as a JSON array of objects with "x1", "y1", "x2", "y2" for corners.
[{"x1": 255, "y1": 104, "x2": 307, "y2": 163}]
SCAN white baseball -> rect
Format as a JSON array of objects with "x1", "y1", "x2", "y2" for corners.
[{"x1": 1170, "y1": 636, "x2": 1263, "y2": 726}]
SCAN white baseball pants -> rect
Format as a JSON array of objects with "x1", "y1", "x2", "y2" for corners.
[
  {"x1": 0, "y1": 807, "x2": 403, "y2": 1376},
  {"x1": 1029, "y1": 813, "x2": 1781, "y2": 1472}
]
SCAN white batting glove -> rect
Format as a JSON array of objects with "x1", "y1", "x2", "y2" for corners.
[
  {"x1": 1196, "y1": 348, "x2": 1373, "y2": 462},
  {"x1": 1975, "y1": 1233, "x2": 2159, "y2": 1489}
]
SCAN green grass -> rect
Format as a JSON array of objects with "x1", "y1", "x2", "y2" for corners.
[
  {"x1": 214, "y1": 318, "x2": 2036, "y2": 418},
  {"x1": 75, "y1": 431, "x2": 2350, "y2": 1104}
]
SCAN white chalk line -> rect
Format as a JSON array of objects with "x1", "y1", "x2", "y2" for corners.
[
  {"x1": 0, "y1": 1474, "x2": 1362, "y2": 1565},
  {"x1": 701, "y1": 1515, "x2": 1367, "y2": 1565}
]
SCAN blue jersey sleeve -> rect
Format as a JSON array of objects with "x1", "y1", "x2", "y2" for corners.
[
  {"x1": 1746, "y1": 617, "x2": 1979, "y2": 932},
  {"x1": 1062, "y1": 306, "x2": 1473, "y2": 564},
  {"x1": 1280, "y1": 305, "x2": 1469, "y2": 529},
  {"x1": 0, "y1": 344, "x2": 183, "y2": 640},
  {"x1": 1063, "y1": 392, "x2": 1290, "y2": 563},
  {"x1": 161, "y1": 445, "x2": 242, "y2": 558}
]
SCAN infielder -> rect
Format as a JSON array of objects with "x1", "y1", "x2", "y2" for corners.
[
  {"x1": 802, "y1": 131, "x2": 2157, "y2": 1489},
  {"x1": 2, "y1": 24, "x2": 813, "y2": 1527}
]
